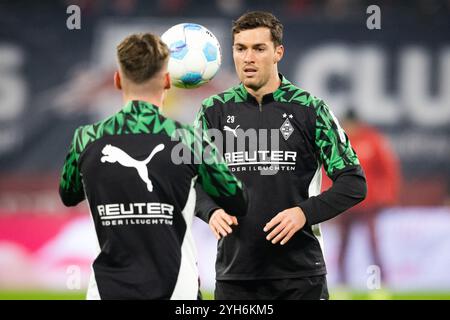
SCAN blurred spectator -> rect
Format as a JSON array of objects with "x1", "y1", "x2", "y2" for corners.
[
  {"x1": 158, "y1": 0, "x2": 189, "y2": 15},
  {"x1": 216, "y1": 0, "x2": 244, "y2": 16},
  {"x1": 334, "y1": 108, "x2": 401, "y2": 287}
]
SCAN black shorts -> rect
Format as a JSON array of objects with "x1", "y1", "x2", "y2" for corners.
[{"x1": 215, "y1": 275, "x2": 329, "y2": 300}]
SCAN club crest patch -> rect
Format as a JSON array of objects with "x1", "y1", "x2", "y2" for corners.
[{"x1": 280, "y1": 113, "x2": 294, "y2": 140}]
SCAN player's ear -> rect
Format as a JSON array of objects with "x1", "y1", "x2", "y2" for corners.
[
  {"x1": 164, "y1": 72, "x2": 171, "y2": 90},
  {"x1": 114, "y1": 71, "x2": 122, "y2": 90},
  {"x1": 274, "y1": 45, "x2": 284, "y2": 63}
]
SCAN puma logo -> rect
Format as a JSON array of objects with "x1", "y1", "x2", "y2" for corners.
[
  {"x1": 223, "y1": 125, "x2": 240, "y2": 138},
  {"x1": 100, "y1": 144, "x2": 165, "y2": 192}
]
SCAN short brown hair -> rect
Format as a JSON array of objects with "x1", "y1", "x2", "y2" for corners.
[
  {"x1": 117, "y1": 33, "x2": 169, "y2": 84},
  {"x1": 232, "y1": 11, "x2": 283, "y2": 47}
]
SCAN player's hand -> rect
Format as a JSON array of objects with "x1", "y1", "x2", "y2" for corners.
[
  {"x1": 263, "y1": 207, "x2": 306, "y2": 245},
  {"x1": 209, "y1": 209, "x2": 239, "y2": 240}
]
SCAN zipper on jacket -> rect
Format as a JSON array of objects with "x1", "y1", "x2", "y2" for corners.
[{"x1": 257, "y1": 101, "x2": 262, "y2": 132}]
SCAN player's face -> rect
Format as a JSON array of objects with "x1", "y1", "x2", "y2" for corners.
[{"x1": 233, "y1": 27, "x2": 283, "y2": 92}]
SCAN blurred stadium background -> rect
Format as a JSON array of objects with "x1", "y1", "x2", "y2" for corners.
[{"x1": 0, "y1": 0, "x2": 449, "y2": 300}]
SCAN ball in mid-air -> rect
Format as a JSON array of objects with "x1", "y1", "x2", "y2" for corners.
[{"x1": 161, "y1": 23, "x2": 222, "y2": 89}]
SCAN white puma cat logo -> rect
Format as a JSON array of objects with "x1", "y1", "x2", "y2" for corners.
[
  {"x1": 100, "y1": 144, "x2": 165, "y2": 192},
  {"x1": 223, "y1": 125, "x2": 240, "y2": 138}
]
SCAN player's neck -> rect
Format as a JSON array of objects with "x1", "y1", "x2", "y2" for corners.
[
  {"x1": 245, "y1": 72, "x2": 281, "y2": 104},
  {"x1": 123, "y1": 92, "x2": 164, "y2": 110}
]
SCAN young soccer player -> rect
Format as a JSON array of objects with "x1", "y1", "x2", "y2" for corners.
[{"x1": 59, "y1": 33, "x2": 247, "y2": 299}]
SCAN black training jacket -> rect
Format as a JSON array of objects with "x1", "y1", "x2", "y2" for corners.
[{"x1": 195, "y1": 75, "x2": 367, "y2": 280}]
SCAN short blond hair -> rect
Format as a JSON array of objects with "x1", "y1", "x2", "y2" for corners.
[{"x1": 117, "y1": 33, "x2": 169, "y2": 84}]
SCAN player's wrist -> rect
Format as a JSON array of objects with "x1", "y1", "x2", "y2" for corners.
[
  {"x1": 295, "y1": 205, "x2": 310, "y2": 226},
  {"x1": 208, "y1": 207, "x2": 222, "y2": 222}
]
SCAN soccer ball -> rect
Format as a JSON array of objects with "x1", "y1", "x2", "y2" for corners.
[{"x1": 161, "y1": 23, "x2": 222, "y2": 89}]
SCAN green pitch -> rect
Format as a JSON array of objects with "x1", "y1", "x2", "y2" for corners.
[{"x1": 0, "y1": 290, "x2": 449, "y2": 300}]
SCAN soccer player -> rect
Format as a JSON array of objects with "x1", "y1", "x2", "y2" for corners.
[
  {"x1": 59, "y1": 33, "x2": 247, "y2": 300},
  {"x1": 335, "y1": 108, "x2": 401, "y2": 288},
  {"x1": 195, "y1": 11, "x2": 367, "y2": 299}
]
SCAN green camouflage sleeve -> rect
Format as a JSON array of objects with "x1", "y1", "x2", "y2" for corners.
[
  {"x1": 297, "y1": 101, "x2": 366, "y2": 226},
  {"x1": 193, "y1": 104, "x2": 247, "y2": 218},
  {"x1": 59, "y1": 128, "x2": 85, "y2": 206},
  {"x1": 315, "y1": 101, "x2": 360, "y2": 178},
  {"x1": 196, "y1": 129, "x2": 243, "y2": 198},
  {"x1": 193, "y1": 104, "x2": 210, "y2": 131}
]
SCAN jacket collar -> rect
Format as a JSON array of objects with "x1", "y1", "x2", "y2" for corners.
[
  {"x1": 237, "y1": 73, "x2": 292, "y2": 105},
  {"x1": 122, "y1": 100, "x2": 160, "y2": 114}
]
